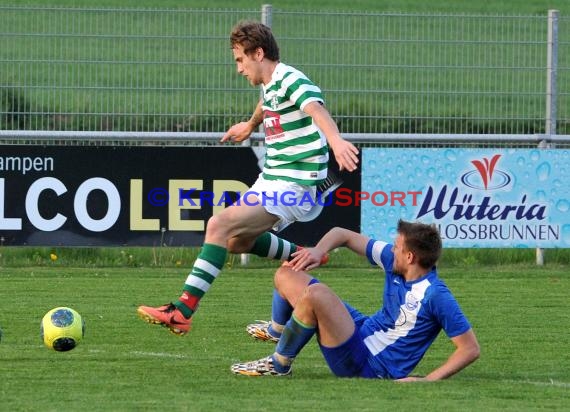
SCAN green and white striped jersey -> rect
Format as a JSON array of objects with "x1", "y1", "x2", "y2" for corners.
[{"x1": 261, "y1": 63, "x2": 329, "y2": 185}]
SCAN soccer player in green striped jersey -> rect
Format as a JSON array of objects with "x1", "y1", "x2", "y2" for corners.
[{"x1": 137, "y1": 21, "x2": 359, "y2": 336}]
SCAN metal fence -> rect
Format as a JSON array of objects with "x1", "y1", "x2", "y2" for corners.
[{"x1": 1, "y1": 5, "x2": 570, "y2": 145}]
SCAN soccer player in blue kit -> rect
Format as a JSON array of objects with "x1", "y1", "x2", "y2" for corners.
[{"x1": 231, "y1": 220, "x2": 480, "y2": 380}]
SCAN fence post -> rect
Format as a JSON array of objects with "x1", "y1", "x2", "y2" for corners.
[
  {"x1": 545, "y1": 9, "x2": 558, "y2": 137},
  {"x1": 537, "y1": 9, "x2": 559, "y2": 266},
  {"x1": 262, "y1": 4, "x2": 273, "y2": 27},
  {"x1": 259, "y1": 4, "x2": 272, "y2": 137}
]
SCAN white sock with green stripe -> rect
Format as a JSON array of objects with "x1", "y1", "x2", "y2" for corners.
[
  {"x1": 250, "y1": 232, "x2": 297, "y2": 260},
  {"x1": 174, "y1": 243, "x2": 227, "y2": 318}
]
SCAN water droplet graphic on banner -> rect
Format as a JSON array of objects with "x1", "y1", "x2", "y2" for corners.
[
  {"x1": 536, "y1": 162, "x2": 551, "y2": 181},
  {"x1": 444, "y1": 149, "x2": 457, "y2": 161},
  {"x1": 556, "y1": 200, "x2": 570, "y2": 213}
]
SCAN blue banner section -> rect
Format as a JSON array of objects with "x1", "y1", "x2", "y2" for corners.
[{"x1": 362, "y1": 148, "x2": 570, "y2": 248}]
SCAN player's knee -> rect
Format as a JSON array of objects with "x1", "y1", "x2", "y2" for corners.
[
  {"x1": 206, "y1": 214, "x2": 221, "y2": 234},
  {"x1": 274, "y1": 265, "x2": 289, "y2": 289},
  {"x1": 300, "y1": 283, "x2": 330, "y2": 309},
  {"x1": 206, "y1": 213, "x2": 231, "y2": 239},
  {"x1": 226, "y1": 237, "x2": 255, "y2": 254}
]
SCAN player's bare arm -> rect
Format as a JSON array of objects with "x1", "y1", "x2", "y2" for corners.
[
  {"x1": 303, "y1": 101, "x2": 359, "y2": 172},
  {"x1": 290, "y1": 227, "x2": 370, "y2": 271},
  {"x1": 397, "y1": 329, "x2": 480, "y2": 382},
  {"x1": 221, "y1": 100, "x2": 263, "y2": 143}
]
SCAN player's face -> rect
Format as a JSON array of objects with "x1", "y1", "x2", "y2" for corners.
[
  {"x1": 392, "y1": 234, "x2": 411, "y2": 276},
  {"x1": 232, "y1": 44, "x2": 263, "y2": 86}
]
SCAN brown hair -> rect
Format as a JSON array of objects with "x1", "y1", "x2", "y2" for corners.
[
  {"x1": 230, "y1": 21, "x2": 280, "y2": 61},
  {"x1": 397, "y1": 219, "x2": 442, "y2": 269}
]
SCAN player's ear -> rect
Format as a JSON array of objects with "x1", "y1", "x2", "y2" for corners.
[
  {"x1": 406, "y1": 250, "x2": 415, "y2": 265},
  {"x1": 254, "y1": 47, "x2": 264, "y2": 61}
]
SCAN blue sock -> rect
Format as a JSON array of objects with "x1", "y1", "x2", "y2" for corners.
[
  {"x1": 270, "y1": 278, "x2": 319, "y2": 338},
  {"x1": 272, "y1": 314, "x2": 316, "y2": 372},
  {"x1": 269, "y1": 289, "x2": 291, "y2": 337}
]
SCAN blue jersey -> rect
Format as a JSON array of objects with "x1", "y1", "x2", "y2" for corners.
[{"x1": 357, "y1": 239, "x2": 471, "y2": 379}]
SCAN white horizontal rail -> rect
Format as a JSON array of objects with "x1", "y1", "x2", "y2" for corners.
[{"x1": 1, "y1": 130, "x2": 570, "y2": 143}]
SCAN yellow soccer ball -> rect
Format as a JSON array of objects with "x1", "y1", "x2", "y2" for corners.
[{"x1": 41, "y1": 307, "x2": 85, "y2": 351}]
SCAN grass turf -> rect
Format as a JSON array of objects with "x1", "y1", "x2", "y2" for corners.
[{"x1": 0, "y1": 263, "x2": 568, "y2": 411}]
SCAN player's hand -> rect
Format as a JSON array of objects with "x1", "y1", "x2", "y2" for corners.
[
  {"x1": 221, "y1": 122, "x2": 254, "y2": 143},
  {"x1": 289, "y1": 247, "x2": 326, "y2": 272},
  {"x1": 330, "y1": 139, "x2": 359, "y2": 172}
]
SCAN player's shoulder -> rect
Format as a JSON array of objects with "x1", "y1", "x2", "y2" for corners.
[
  {"x1": 278, "y1": 62, "x2": 310, "y2": 81},
  {"x1": 366, "y1": 238, "x2": 392, "y2": 268},
  {"x1": 424, "y1": 272, "x2": 456, "y2": 300},
  {"x1": 367, "y1": 238, "x2": 391, "y2": 254}
]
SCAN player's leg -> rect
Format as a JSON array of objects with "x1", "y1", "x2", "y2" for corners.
[
  {"x1": 273, "y1": 272, "x2": 374, "y2": 377},
  {"x1": 272, "y1": 282, "x2": 356, "y2": 368},
  {"x1": 137, "y1": 194, "x2": 279, "y2": 335},
  {"x1": 246, "y1": 264, "x2": 320, "y2": 343},
  {"x1": 232, "y1": 268, "x2": 356, "y2": 376},
  {"x1": 228, "y1": 231, "x2": 298, "y2": 261}
]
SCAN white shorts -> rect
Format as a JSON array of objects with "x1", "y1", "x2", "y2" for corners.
[{"x1": 248, "y1": 173, "x2": 320, "y2": 232}]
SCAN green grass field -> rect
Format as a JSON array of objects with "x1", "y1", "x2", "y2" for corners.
[{"x1": 1, "y1": 257, "x2": 569, "y2": 411}]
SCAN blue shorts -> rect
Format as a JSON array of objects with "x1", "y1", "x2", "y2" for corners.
[
  {"x1": 319, "y1": 328, "x2": 378, "y2": 378},
  {"x1": 319, "y1": 302, "x2": 389, "y2": 379}
]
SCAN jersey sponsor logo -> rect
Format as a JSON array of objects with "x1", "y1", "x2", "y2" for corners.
[{"x1": 263, "y1": 110, "x2": 284, "y2": 137}]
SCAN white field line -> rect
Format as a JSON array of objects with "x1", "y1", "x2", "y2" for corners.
[
  {"x1": 130, "y1": 350, "x2": 188, "y2": 359},
  {"x1": 503, "y1": 378, "x2": 570, "y2": 389},
  {"x1": 464, "y1": 376, "x2": 570, "y2": 389},
  {"x1": 88, "y1": 348, "x2": 187, "y2": 359}
]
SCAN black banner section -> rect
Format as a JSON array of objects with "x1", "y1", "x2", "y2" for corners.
[{"x1": 0, "y1": 145, "x2": 360, "y2": 246}]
